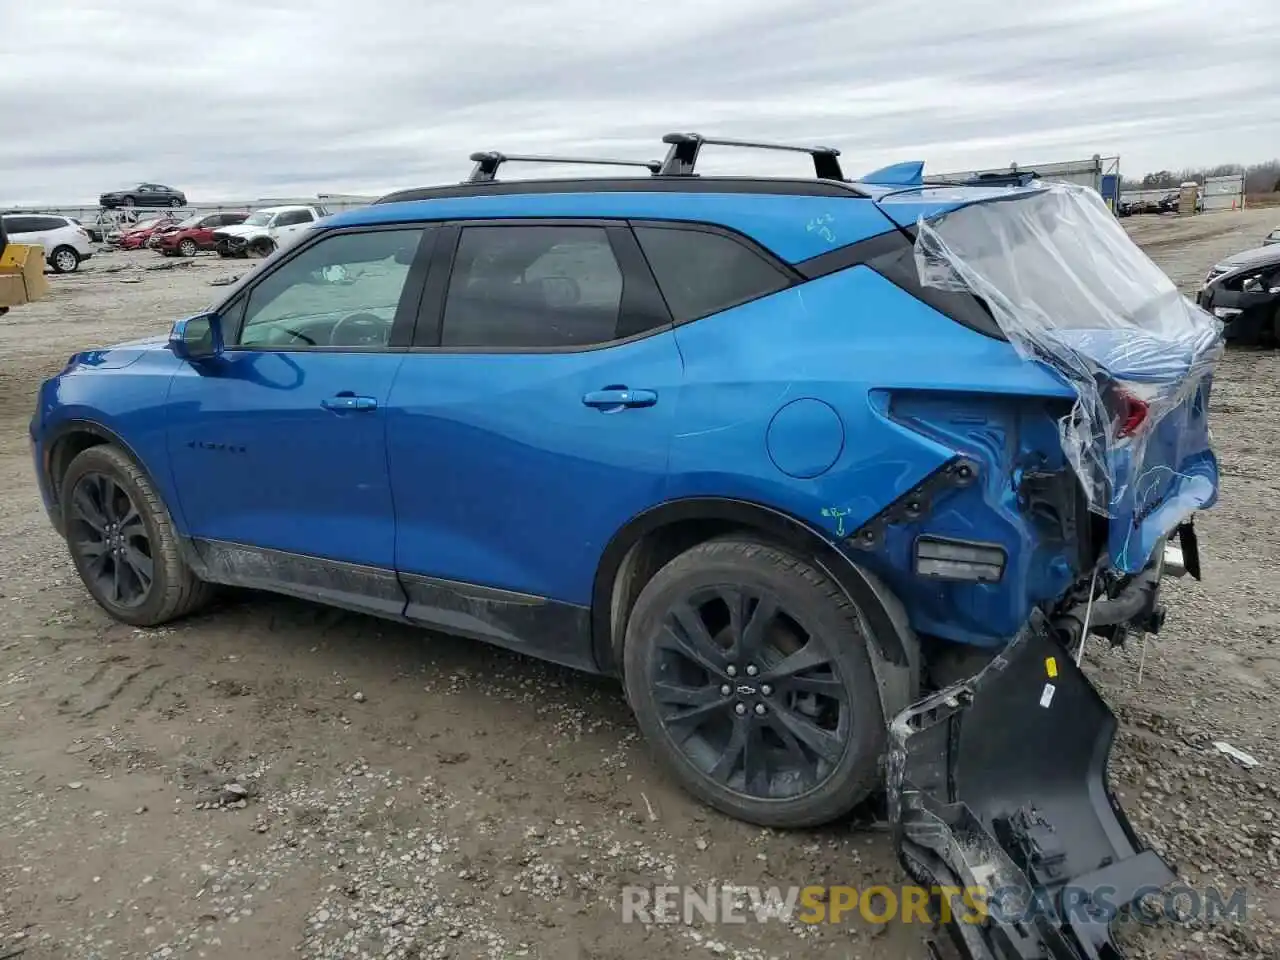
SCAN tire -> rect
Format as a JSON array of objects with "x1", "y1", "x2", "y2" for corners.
[
  {"x1": 60, "y1": 444, "x2": 214, "y2": 627},
  {"x1": 249, "y1": 238, "x2": 275, "y2": 258},
  {"x1": 623, "y1": 538, "x2": 886, "y2": 828},
  {"x1": 178, "y1": 238, "x2": 198, "y2": 257},
  {"x1": 121, "y1": 196, "x2": 136, "y2": 207},
  {"x1": 50, "y1": 246, "x2": 80, "y2": 274},
  {"x1": 170, "y1": 198, "x2": 182, "y2": 208}
]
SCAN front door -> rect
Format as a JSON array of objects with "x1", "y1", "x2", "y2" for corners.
[
  {"x1": 385, "y1": 222, "x2": 682, "y2": 652},
  {"x1": 166, "y1": 225, "x2": 433, "y2": 574}
]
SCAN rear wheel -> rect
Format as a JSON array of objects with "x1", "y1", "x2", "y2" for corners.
[
  {"x1": 50, "y1": 246, "x2": 80, "y2": 273},
  {"x1": 178, "y1": 238, "x2": 198, "y2": 257},
  {"x1": 61, "y1": 444, "x2": 214, "y2": 627},
  {"x1": 169, "y1": 198, "x2": 182, "y2": 208},
  {"x1": 623, "y1": 538, "x2": 886, "y2": 828}
]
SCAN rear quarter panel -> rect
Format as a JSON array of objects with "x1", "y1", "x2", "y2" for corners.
[{"x1": 669, "y1": 265, "x2": 1080, "y2": 645}]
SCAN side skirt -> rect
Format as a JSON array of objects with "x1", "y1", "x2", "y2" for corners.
[{"x1": 184, "y1": 538, "x2": 599, "y2": 673}]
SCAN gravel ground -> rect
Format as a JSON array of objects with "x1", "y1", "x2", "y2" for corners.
[{"x1": 1, "y1": 208, "x2": 1278, "y2": 960}]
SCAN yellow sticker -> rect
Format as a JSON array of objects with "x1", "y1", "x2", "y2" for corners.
[{"x1": 1045, "y1": 657, "x2": 1058, "y2": 678}]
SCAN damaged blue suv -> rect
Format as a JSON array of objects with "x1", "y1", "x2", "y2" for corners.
[{"x1": 32, "y1": 134, "x2": 1221, "y2": 959}]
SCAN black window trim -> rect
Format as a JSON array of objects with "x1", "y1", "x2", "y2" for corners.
[
  {"x1": 627, "y1": 218, "x2": 802, "y2": 325},
  {"x1": 408, "y1": 217, "x2": 675, "y2": 354},
  {"x1": 216, "y1": 222, "x2": 438, "y2": 354},
  {"x1": 794, "y1": 227, "x2": 1006, "y2": 341}
]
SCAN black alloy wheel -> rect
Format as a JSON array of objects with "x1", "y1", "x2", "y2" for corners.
[
  {"x1": 67, "y1": 471, "x2": 154, "y2": 609},
  {"x1": 60, "y1": 444, "x2": 214, "y2": 626},
  {"x1": 624, "y1": 538, "x2": 886, "y2": 828}
]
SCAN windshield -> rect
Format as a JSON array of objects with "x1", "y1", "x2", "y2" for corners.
[
  {"x1": 176, "y1": 215, "x2": 203, "y2": 229},
  {"x1": 243, "y1": 211, "x2": 274, "y2": 227}
]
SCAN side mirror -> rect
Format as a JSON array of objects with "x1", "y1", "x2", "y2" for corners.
[{"x1": 169, "y1": 312, "x2": 224, "y2": 361}]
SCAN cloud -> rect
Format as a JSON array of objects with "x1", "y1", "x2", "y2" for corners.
[{"x1": 1, "y1": 0, "x2": 1276, "y2": 203}]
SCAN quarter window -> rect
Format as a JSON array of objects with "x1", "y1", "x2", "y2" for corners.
[
  {"x1": 236, "y1": 229, "x2": 424, "y2": 349},
  {"x1": 440, "y1": 225, "x2": 625, "y2": 349},
  {"x1": 634, "y1": 226, "x2": 792, "y2": 323}
]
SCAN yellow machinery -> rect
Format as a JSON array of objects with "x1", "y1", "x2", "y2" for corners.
[{"x1": 0, "y1": 228, "x2": 51, "y2": 314}]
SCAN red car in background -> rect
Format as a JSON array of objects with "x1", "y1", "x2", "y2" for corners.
[
  {"x1": 114, "y1": 216, "x2": 182, "y2": 250},
  {"x1": 154, "y1": 211, "x2": 249, "y2": 257}
]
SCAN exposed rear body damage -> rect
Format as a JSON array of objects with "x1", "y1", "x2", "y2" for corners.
[{"x1": 871, "y1": 179, "x2": 1223, "y2": 959}]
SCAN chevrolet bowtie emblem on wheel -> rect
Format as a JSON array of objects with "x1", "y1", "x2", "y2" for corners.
[{"x1": 736, "y1": 684, "x2": 757, "y2": 696}]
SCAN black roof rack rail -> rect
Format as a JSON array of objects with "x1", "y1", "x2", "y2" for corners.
[
  {"x1": 468, "y1": 151, "x2": 661, "y2": 183},
  {"x1": 659, "y1": 133, "x2": 846, "y2": 181}
]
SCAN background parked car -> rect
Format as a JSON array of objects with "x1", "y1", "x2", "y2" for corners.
[
  {"x1": 1263, "y1": 226, "x2": 1280, "y2": 246},
  {"x1": 212, "y1": 204, "x2": 327, "y2": 258},
  {"x1": 1196, "y1": 242, "x2": 1280, "y2": 344},
  {"x1": 155, "y1": 212, "x2": 250, "y2": 257},
  {"x1": 82, "y1": 209, "x2": 141, "y2": 242},
  {"x1": 114, "y1": 215, "x2": 182, "y2": 250},
  {"x1": 99, "y1": 183, "x2": 187, "y2": 209},
  {"x1": 0, "y1": 213, "x2": 94, "y2": 273}
]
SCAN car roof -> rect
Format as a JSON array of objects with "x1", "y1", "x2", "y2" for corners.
[{"x1": 324, "y1": 186, "x2": 895, "y2": 264}]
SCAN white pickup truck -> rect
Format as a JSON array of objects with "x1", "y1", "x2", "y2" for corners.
[{"x1": 212, "y1": 204, "x2": 328, "y2": 258}]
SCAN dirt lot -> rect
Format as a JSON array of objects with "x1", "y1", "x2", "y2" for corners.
[{"x1": 2, "y1": 208, "x2": 1278, "y2": 960}]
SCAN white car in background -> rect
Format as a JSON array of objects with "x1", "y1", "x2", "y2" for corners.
[
  {"x1": 0, "y1": 214, "x2": 95, "y2": 273},
  {"x1": 211, "y1": 204, "x2": 328, "y2": 258}
]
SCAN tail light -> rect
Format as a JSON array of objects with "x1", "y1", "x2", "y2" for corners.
[{"x1": 1112, "y1": 386, "x2": 1150, "y2": 439}]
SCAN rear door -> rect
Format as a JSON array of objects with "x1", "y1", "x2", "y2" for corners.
[
  {"x1": 274, "y1": 209, "x2": 316, "y2": 246},
  {"x1": 384, "y1": 220, "x2": 681, "y2": 652}
]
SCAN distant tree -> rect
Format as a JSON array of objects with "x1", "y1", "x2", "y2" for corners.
[{"x1": 1124, "y1": 160, "x2": 1279, "y2": 194}]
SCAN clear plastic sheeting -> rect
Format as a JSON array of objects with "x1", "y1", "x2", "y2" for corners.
[{"x1": 913, "y1": 181, "x2": 1223, "y2": 526}]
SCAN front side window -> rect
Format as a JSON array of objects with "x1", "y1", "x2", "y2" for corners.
[
  {"x1": 440, "y1": 225, "x2": 624, "y2": 348},
  {"x1": 236, "y1": 229, "x2": 424, "y2": 349},
  {"x1": 634, "y1": 226, "x2": 792, "y2": 323}
]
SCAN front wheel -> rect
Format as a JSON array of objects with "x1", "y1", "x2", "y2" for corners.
[
  {"x1": 178, "y1": 238, "x2": 198, "y2": 257},
  {"x1": 61, "y1": 444, "x2": 214, "y2": 627},
  {"x1": 169, "y1": 198, "x2": 182, "y2": 207},
  {"x1": 248, "y1": 237, "x2": 275, "y2": 258},
  {"x1": 623, "y1": 538, "x2": 886, "y2": 828},
  {"x1": 50, "y1": 246, "x2": 80, "y2": 273}
]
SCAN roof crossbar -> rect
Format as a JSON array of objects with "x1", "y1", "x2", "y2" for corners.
[
  {"x1": 659, "y1": 133, "x2": 845, "y2": 180},
  {"x1": 467, "y1": 152, "x2": 661, "y2": 183}
]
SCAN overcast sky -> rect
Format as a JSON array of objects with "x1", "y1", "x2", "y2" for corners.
[{"x1": 3, "y1": 0, "x2": 1277, "y2": 204}]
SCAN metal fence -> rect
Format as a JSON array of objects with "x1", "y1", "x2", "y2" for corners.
[
  {"x1": 1202, "y1": 175, "x2": 1245, "y2": 212},
  {"x1": 928, "y1": 155, "x2": 1123, "y2": 212}
]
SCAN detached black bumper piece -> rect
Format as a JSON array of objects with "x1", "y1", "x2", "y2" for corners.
[{"x1": 888, "y1": 611, "x2": 1174, "y2": 960}]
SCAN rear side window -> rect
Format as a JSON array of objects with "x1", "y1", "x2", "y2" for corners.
[
  {"x1": 3, "y1": 216, "x2": 38, "y2": 234},
  {"x1": 440, "y1": 225, "x2": 625, "y2": 349},
  {"x1": 33, "y1": 216, "x2": 68, "y2": 231},
  {"x1": 276, "y1": 210, "x2": 314, "y2": 226},
  {"x1": 634, "y1": 225, "x2": 792, "y2": 323}
]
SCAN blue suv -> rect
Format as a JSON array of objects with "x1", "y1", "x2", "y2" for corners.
[{"x1": 31, "y1": 136, "x2": 1221, "y2": 953}]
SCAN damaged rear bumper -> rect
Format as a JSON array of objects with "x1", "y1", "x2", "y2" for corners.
[{"x1": 888, "y1": 610, "x2": 1174, "y2": 960}]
